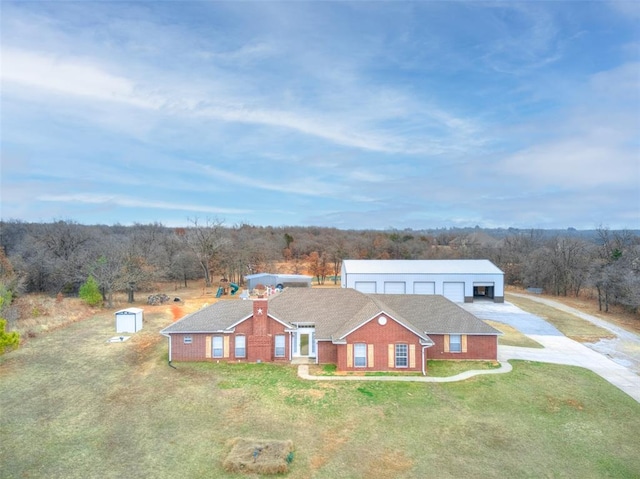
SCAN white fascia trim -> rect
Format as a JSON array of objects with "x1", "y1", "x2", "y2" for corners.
[
  {"x1": 266, "y1": 313, "x2": 295, "y2": 329},
  {"x1": 227, "y1": 314, "x2": 255, "y2": 330}
]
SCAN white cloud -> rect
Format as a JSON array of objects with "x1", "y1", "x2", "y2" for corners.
[
  {"x1": 1, "y1": 48, "x2": 161, "y2": 109},
  {"x1": 37, "y1": 193, "x2": 250, "y2": 215}
]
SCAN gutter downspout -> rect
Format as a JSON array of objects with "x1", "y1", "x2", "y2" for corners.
[
  {"x1": 421, "y1": 345, "x2": 429, "y2": 376},
  {"x1": 160, "y1": 332, "x2": 177, "y2": 369}
]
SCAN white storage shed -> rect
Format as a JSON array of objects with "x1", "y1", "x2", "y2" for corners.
[
  {"x1": 341, "y1": 259, "x2": 504, "y2": 303},
  {"x1": 115, "y1": 308, "x2": 144, "y2": 333}
]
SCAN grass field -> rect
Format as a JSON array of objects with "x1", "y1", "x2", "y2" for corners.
[{"x1": 1, "y1": 307, "x2": 639, "y2": 478}]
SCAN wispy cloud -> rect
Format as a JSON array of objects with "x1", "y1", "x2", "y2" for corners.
[{"x1": 37, "y1": 194, "x2": 250, "y2": 215}]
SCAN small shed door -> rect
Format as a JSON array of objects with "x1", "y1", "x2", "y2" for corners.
[
  {"x1": 413, "y1": 282, "x2": 435, "y2": 295},
  {"x1": 116, "y1": 313, "x2": 135, "y2": 333},
  {"x1": 443, "y1": 282, "x2": 465, "y2": 303},
  {"x1": 384, "y1": 282, "x2": 406, "y2": 294},
  {"x1": 355, "y1": 281, "x2": 377, "y2": 294}
]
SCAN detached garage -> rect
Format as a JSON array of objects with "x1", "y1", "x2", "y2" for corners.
[
  {"x1": 115, "y1": 308, "x2": 144, "y2": 333},
  {"x1": 341, "y1": 259, "x2": 504, "y2": 303}
]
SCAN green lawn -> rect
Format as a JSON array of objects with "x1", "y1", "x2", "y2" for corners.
[{"x1": 1, "y1": 310, "x2": 639, "y2": 479}]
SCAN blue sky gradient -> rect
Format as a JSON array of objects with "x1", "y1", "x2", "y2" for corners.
[{"x1": 1, "y1": 1, "x2": 639, "y2": 229}]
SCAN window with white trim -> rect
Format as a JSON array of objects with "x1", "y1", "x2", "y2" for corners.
[
  {"x1": 395, "y1": 344, "x2": 408, "y2": 368},
  {"x1": 235, "y1": 335, "x2": 246, "y2": 358},
  {"x1": 183, "y1": 336, "x2": 192, "y2": 344},
  {"x1": 274, "y1": 335, "x2": 285, "y2": 357},
  {"x1": 212, "y1": 336, "x2": 223, "y2": 358},
  {"x1": 354, "y1": 343, "x2": 367, "y2": 367},
  {"x1": 450, "y1": 334, "x2": 462, "y2": 353}
]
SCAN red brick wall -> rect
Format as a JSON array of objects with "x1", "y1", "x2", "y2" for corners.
[
  {"x1": 317, "y1": 341, "x2": 337, "y2": 364},
  {"x1": 170, "y1": 333, "x2": 209, "y2": 361},
  {"x1": 426, "y1": 334, "x2": 497, "y2": 360},
  {"x1": 168, "y1": 311, "x2": 290, "y2": 362},
  {"x1": 338, "y1": 315, "x2": 425, "y2": 372}
]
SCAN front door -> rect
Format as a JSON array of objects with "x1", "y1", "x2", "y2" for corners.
[
  {"x1": 300, "y1": 333, "x2": 310, "y2": 356},
  {"x1": 293, "y1": 327, "x2": 316, "y2": 358}
]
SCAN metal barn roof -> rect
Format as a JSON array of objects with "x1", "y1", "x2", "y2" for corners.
[{"x1": 342, "y1": 259, "x2": 503, "y2": 275}]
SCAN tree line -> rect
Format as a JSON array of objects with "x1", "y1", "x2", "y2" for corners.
[{"x1": 0, "y1": 219, "x2": 638, "y2": 315}]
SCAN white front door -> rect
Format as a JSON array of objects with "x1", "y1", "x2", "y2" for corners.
[{"x1": 293, "y1": 327, "x2": 316, "y2": 358}]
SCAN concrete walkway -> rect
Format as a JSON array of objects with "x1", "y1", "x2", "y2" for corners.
[{"x1": 298, "y1": 361, "x2": 513, "y2": 383}]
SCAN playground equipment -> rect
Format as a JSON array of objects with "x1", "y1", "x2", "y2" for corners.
[
  {"x1": 215, "y1": 287, "x2": 224, "y2": 298},
  {"x1": 230, "y1": 283, "x2": 239, "y2": 295}
]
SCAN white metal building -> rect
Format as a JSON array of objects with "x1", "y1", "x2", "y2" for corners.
[
  {"x1": 115, "y1": 308, "x2": 144, "y2": 333},
  {"x1": 341, "y1": 259, "x2": 504, "y2": 303}
]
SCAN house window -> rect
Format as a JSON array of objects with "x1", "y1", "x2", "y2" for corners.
[
  {"x1": 274, "y1": 335, "x2": 286, "y2": 357},
  {"x1": 235, "y1": 335, "x2": 246, "y2": 358},
  {"x1": 183, "y1": 336, "x2": 192, "y2": 344},
  {"x1": 395, "y1": 344, "x2": 408, "y2": 368},
  {"x1": 450, "y1": 334, "x2": 462, "y2": 353},
  {"x1": 354, "y1": 343, "x2": 367, "y2": 367},
  {"x1": 212, "y1": 336, "x2": 223, "y2": 358}
]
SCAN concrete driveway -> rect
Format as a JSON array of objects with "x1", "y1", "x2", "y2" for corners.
[
  {"x1": 508, "y1": 293, "x2": 640, "y2": 375},
  {"x1": 463, "y1": 300, "x2": 640, "y2": 403}
]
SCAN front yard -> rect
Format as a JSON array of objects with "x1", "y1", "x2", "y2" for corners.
[{"x1": 1, "y1": 307, "x2": 638, "y2": 478}]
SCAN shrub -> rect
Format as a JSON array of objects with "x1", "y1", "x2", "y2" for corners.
[
  {"x1": 79, "y1": 276, "x2": 102, "y2": 307},
  {"x1": 0, "y1": 318, "x2": 20, "y2": 354}
]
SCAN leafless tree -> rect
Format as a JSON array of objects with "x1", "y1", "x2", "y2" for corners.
[{"x1": 177, "y1": 218, "x2": 229, "y2": 287}]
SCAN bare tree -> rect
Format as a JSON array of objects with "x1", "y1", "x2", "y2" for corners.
[{"x1": 177, "y1": 218, "x2": 229, "y2": 287}]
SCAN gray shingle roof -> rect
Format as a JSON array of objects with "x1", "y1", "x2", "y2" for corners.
[
  {"x1": 161, "y1": 300, "x2": 254, "y2": 333},
  {"x1": 160, "y1": 288, "x2": 500, "y2": 339}
]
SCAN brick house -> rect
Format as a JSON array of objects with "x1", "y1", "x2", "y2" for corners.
[{"x1": 160, "y1": 288, "x2": 500, "y2": 374}]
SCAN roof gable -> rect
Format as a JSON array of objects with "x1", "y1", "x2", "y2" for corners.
[{"x1": 333, "y1": 307, "x2": 432, "y2": 344}]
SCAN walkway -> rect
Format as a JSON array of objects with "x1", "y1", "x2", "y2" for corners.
[{"x1": 298, "y1": 361, "x2": 513, "y2": 383}]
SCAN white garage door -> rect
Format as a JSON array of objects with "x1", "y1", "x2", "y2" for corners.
[
  {"x1": 384, "y1": 282, "x2": 406, "y2": 294},
  {"x1": 443, "y1": 282, "x2": 465, "y2": 303},
  {"x1": 355, "y1": 281, "x2": 377, "y2": 293},
  {"x1": 413, "y1": 282, "x2": 435, "y2": 295}
]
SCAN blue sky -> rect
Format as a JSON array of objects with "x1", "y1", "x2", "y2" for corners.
[{"x1": 1, "y1": 1, "x2": 639, "y2": 230}]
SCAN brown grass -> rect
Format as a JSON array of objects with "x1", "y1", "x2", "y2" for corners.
[{"x1": 364, "y1": 450, "x2": 415, "y2": 479}]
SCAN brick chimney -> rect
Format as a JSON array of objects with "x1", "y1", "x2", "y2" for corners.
[{"x1": 252, "y1": 299, "x2": 268, "y2": 336}]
